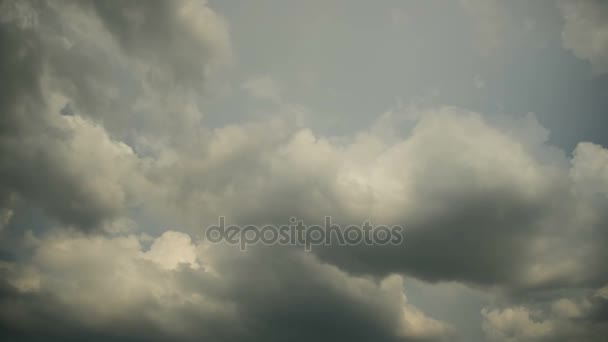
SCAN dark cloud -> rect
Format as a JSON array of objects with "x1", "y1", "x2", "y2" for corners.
[
  {"x1": 0, "y1": 0, "x2": 229, "y2": 230},
  {"x1": 0, "y1": 232, "x2": 452, "y2": 341},
  {"x1": 1, "y1": 1, "x2": 608, "y2": 341}
]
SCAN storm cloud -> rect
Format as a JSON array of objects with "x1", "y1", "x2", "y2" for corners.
[{"x1": 1, "y1": 0, "x2": 607, "y2": 341}]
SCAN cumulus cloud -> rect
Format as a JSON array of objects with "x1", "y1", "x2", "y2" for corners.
[
  {"x1": 198, "y1": 107, "x2": 605, "y2": 292},
  {"x1": 143, "y1": 231, "x2": 199, "y2": 270},
  {"x1": 1, "y1": 0, "x2": 608, "y2": 341},
  {"x1": 0, "y1": 0, "x2": 231, "y2": 229},
  {"x1": 0, "y1": 231, "x2": 451, "y2": 341}
]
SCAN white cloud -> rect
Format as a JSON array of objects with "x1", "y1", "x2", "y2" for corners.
[{"x1": 143, "y1": 231, "x2": 199, "y2": 270}]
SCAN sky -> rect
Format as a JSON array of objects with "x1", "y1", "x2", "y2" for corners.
[{"x1": 0, "y1": 0, "x2": 608, "y2": 341}]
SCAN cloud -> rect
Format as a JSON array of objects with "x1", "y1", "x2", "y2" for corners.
[
  {"x1": 0, "y1": 0, "x2": 231, "y2": 229},
  {"x1": 213, "y1": 108, "x2": 604, "y2": 292},
  {"x1": 0, "y1": 109, "x2": 145, "y2": 229},
  {"x1": 0, "y1": 231, "x2": 451, "y2": 341},
  {"x1": 100, "y1": 100, "x2": 608, "y2": 298},
  {"x1": 482, "y1": 306, "x2": 555, "y2": 341},
  {"x1": 143, "y1": 231, "x2": 199, "y2": 270},
  {"x1": 1, "y1": 1, "x2": 608, "y2": 341},
  {"x1": 481, "y1": 285, "x2": 608, "y2": 341},
  {"x1": 559, "y1": 0, "x2": 608, "y2": 74}
]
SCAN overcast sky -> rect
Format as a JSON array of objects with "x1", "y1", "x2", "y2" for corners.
[{"x1": 1, "y1": 0, "x2": 608, "y2": 341}]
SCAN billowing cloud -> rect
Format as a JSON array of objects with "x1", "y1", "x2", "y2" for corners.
[
  {"x1": 1, "y1": 0, "x2": 608, "y2": 341},
  {"x1": 0, "y1": 0, "x2": 230, "y2": 229},
  {"x1": 154, "y1": 105, "x2": 607, "y2": 293},
  {"x1": 0, "y1": 231, "x2": 452, "y2": 341}
]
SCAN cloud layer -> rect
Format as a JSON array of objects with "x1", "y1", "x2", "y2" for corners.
[{"x1": 1, "y1": 0, "x2": 607, "y2": 341}]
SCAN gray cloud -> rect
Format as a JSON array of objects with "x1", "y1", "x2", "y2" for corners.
[
  {"x1": 0, "y1": 231, "x2": 452, "y2": 341},
  {"x1": 0, "y1": 0, "x2": 230, "y2": 229},
  {"x1": 481, "y1": 285, "x2": 608, "y2": 341},
  {"x1": 1, "y1": 1, "x2": 608, "y2": 341}
]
